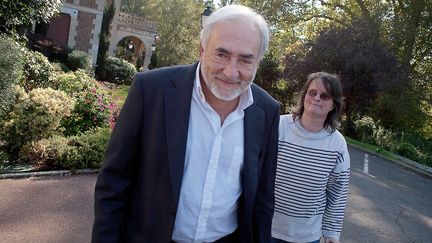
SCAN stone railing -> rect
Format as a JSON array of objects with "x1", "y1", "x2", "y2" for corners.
[{"x1": 117, "y1": 12, "x2": 157, "y2": 32}]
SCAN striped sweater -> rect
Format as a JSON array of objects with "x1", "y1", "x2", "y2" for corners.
[{"x1": 272, "y1": 114, "x2": 350, "y2": 242}]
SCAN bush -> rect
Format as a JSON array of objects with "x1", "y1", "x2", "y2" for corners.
[
  {"x1": 104, "y1": 56, "x2": 136, "y2": 85},
  {"x1": 61, "y1": 83, "x2": 117, "y2": 135},
  {"x1": 62, "y1": 127, "x2": 111, "y2": 169},
  {"x1": 67, "y1": 50, "x2": 92, "y2": 73},
  {"x1": 353, "y1": 116, "x2": 376, "y2": 143},
  {"x1": 395, "y1": 142, "x2": 420, "y2": 161},
  {"x1": 55, "y1": 69, "x2": 94, "y2": 96},
  {"x1": 1, "y1": 87, "x2": 75, "y2": 153},
  {"x1": 0, "y1": 35, "x2": 24, "y2": 117},
  {"x1": 19, "y1": 135, "x2": 69, "y2": 169},
  {"x1": 22, "y1": 49, "x2": 56, "y2": 91}
]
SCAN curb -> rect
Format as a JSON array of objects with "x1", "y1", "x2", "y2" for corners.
[
  {"x1": 0, "y1": 168, "x2": 99, "y2": 179},
  {"x1": 348, "y1": 144, "x2": 432, "y2": 179}
]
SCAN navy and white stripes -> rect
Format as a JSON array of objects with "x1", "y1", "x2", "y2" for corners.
[{"x1": 271, "y1": 114, "x2": 350, "y2": 241}]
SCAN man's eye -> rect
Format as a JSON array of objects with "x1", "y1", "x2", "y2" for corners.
[
  {"x1": 240, "y1": 59, "x2": 253, "y2": 65},
  {"x1": 215, "y1": 53, "x2": 227, "y2": 58}
]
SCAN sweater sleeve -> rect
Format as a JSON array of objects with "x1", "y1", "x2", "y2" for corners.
[{"x1": 322, "y1": 141, "x2": 350, "y2": 240}]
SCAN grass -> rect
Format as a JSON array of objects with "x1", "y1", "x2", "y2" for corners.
[
  {"x1": 110, "y1": 85, "x2": 129, "y2": 107},
  {"x1": 345, "y1": 136, "x2": 400, "y2": 162}
]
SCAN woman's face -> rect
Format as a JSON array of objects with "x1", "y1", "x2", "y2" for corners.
[{"x1": 303, "y1": 78, "x2": 335, "y2": 119}]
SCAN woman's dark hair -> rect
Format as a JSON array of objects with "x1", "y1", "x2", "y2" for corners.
[{"x1": 292, "y1": 72, "x2": 344, "y2": 132}]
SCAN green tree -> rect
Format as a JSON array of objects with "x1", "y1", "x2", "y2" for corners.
[
  {"x1": 284, "y1": 18, "x2": 414, "y2": 135},
  {"x1": 150, "y1": 0, "x2": 204, "y2": 66},
  {"x1": 0, "y1": 0, "x2": 62, "y2": 33},
  {"x1": 96, "y1": 1, "x2": 115, "y2": 80}
]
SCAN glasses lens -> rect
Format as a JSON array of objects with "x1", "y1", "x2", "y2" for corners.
[
  {"x1": 307, "y1": 89, "x2": 317, "y2": 97},
  {"x1": 307, "y1": 89, "x2": 331, "y2": 101},
  {"x1": 320, "y1": 93, "x2": 331, "y2": 100}
]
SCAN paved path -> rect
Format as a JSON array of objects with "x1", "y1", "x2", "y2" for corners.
[
  {"x1": 0, "y1": 174, "x2": 95, "y2": 242},
  {"x1": 0, "y1": 145, "x2": 431, "y2": 242},
  {"x1": 341, "y1": 146, "x2": 432, "y2": 242}
]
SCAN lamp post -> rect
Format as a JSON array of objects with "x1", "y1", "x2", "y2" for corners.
[
  {"x1": 127, "y1": 40, "x2": 134, "y2": 50},
  {"x1": 201, "y1": 6, "x2": 212, "y2": 28}
]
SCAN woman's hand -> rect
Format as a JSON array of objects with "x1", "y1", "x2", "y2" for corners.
[{"x1": 324, "y1": 237, "x2": 339, "y2": 243}]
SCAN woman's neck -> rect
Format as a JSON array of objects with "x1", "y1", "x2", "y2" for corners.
[{"x1": 299, "y1": 113, "x2": 325, "y2": 132}]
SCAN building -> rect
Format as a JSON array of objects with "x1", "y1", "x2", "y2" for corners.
[{"x1": 34, "y1": 0, "x2": 157, "y2": 70}]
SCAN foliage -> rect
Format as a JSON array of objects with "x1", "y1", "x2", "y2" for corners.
[
  {"x1": 148, "y1": 51, "x2": 158, "y2": 70},
  {"x1": 19, "y1": 135, "x2": 69, "y2": 169},
  {"x1": 19, "y1": 126, "x2": 112, "y2": 170},
  {"x1": 351, "y1": 115, "x2": 432, "y2": 167},
  {"x1": 61, "y1": 127, "x2": 111, "y2": 169},
  {"x1": 62, "y1": 82, "x2": 119, "y2": 136},
  {"x1": 0, "y1": 35, "x2": 24, "y2": 117},
  {"x1": 55, "y1": 70, "x2": 94, "y2": 96},
  {"x1": 353, "y1": 116, "x2": 377, "y2": 144},
  {"x1": 22, "y1": 49, "x2": 56, "y2": 91},
  {"x1": 150, "y1": 0, "x2": 203, "y2": 66},
  {"x1": 0, "y1": 0, "x2": 61, "y2": 33},
  {"x1": 67, "y1": 50, "x2": 92, "y2": 73},
  {"x1": 104, "y1": 57, "x2": 136, "y2": 85},
  {"x1": 96, "y1": 1, "x2": 115, "y2": 80},
  {"x1": 1, "y1": 87, "x2": 75, "y2": 154},
  {"x1": 253, "y1": 52, "x2": 291, "y2": 112},
  {"x1": 284, "y1": 18, "x2": 410, "y2": 135}
]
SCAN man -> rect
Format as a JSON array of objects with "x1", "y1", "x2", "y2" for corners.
[{"x1": 92, "y1": 5, "x2": 280, "y2": 243}]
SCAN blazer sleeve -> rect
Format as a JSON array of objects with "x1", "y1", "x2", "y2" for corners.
[
  {"x1": 254, "y1": 102, "x2": 280, "y2": 242},
  {"x1": 92, "y1": 75, "x2": 145, "y2": 243}
]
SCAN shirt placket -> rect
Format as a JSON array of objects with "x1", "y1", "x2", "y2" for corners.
[{"x1": 194, "y1": 127, "x2": 223, "y2": 241}]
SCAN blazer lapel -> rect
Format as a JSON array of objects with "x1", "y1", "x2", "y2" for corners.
[
  {"x1": 243, "y1": 104, "x2": 265, "y2": 204},
  {"x1": 164, "y1": 63, "x2": 197, "y2": 207}
]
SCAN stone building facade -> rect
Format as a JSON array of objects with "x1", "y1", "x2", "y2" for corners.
[{"x1": 42, "y1": 0, "x2": 157, "y2": 69}]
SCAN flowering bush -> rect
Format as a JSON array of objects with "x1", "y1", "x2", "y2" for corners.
[
  {"x1": 55, "y1": 69, "x2": 93, "y2": 96},
  {"x1": 1, "y1": 87, "x2": 74, "y2": 154},
  {"x1": 22, "y1": 49, "x2": 56, "y2": 91},
  {"x1": 19, "y1": 135, "x2": 69, "y2": 169},
  {"x1": 62, "y1": 83, "x2": 119, "y2": 135}
]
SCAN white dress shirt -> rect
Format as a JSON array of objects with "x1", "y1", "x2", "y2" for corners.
[{"x1": 171, "y1": 63, "x2": 253, "y2": 243}]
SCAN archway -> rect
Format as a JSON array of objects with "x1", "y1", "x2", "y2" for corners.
[{"x1": 115, "y1": 36, "x2": 146, "y2": 70}]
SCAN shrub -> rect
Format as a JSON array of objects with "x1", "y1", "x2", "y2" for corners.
[
  {"x1": 61, "y1": 84, "x2": 117, "y2": 135},
  {"x1": 395, "y1": 142, "x2": 420, "y2": 161},
  {"x1": 67, "y1": 50, "x2": 92, "y2": 73},
  {"x1": 19, "y1": 135, "x2": 69, "y2": 169},
  {"x1": 353, "y1": 116, "x2": 376, "y2": 143},
  {"x1": 0, "y1": 35, "x2": 24, "y2": 117},
  {"x1": 104, "y1": 56, "x2": 136, "y2": 85},
  {"x1": 1, "y1": 87, "x2": 75, "y2": 153},
  {"x1": 62, "y1": 127, "x2": 111, "y2": 169},
  {"x1": 55, "y1": 69, "x2": 94, "y2": 96},
  {"x1": 22, "y1": 49, "x2": 56, "y2": 91},
  {"x1": 373, "y1": 125, "x2": 397, "y2": 151}
]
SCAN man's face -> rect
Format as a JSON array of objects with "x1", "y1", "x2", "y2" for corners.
[{"x1": 200, "y1": 20, "x2": 261, "y2": 101}]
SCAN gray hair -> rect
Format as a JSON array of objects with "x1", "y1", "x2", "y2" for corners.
[{"x1": 200, "y1": 5, "x2": 270, "y2": 60}]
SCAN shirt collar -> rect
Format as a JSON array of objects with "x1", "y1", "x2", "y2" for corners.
[{"x1": 194, "y1": 62, "x2": 254, "y2": 111}]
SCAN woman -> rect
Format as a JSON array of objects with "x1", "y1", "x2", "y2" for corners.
[{"x1": 271, "y1": 72, "x2": 350, "y2": 243}]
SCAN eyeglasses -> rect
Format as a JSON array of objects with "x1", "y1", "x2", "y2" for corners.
[{"x1": 307, "y1": 89, "x2": 332, "y2": 101}]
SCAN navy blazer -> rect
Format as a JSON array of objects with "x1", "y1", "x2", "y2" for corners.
[{"x1": 92, "y1": 62, "x2": 280, "y2": 243}]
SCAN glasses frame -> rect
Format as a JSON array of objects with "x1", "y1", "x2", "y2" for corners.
[{"x1": 306, "y1": 89, "x2": 332, "y2": 101}]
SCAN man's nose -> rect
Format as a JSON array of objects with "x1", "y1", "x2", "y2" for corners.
[{"x1": 223, "y1": 59, "x2": 240, "y2": 80}]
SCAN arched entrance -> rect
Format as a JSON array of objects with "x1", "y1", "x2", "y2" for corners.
[
  {"x1": 115, "y1": 36, "x2": 146, "y2": 70},
  {"x1": 108, "y1": 0, "x2": 158, "y2": 71}
]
